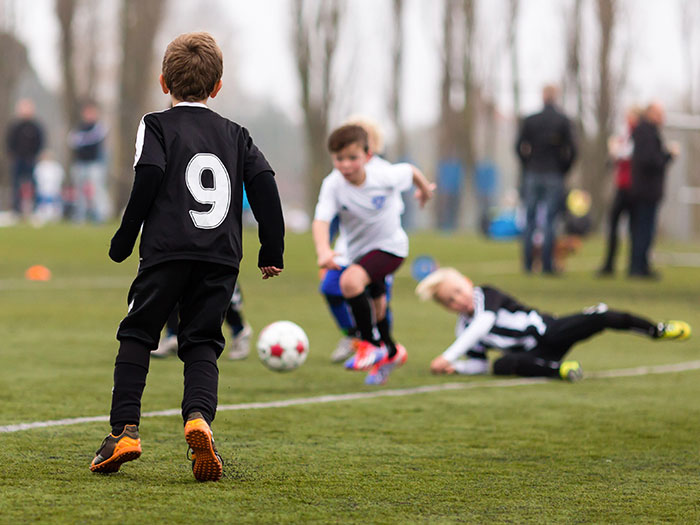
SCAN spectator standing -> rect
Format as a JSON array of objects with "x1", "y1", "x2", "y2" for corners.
[
  {"x1": 628, "y1": 101, "x2": 678, "y2": 279},
  {"x1": 5, "y1": 98, "x2": 45, "y2": 215},
  {"x1": 516, "y1": 85, "x2": 577, "y2": 274},
  {"x1": 597, "y1": 106, "x2": 640, "y2": 276},
  {"x1": 69, "y1": 101, "x2": 110, "y2": 222}
]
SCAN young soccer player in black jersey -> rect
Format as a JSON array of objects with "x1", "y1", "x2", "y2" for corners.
[
  {"x1": 416, "y1": 268, "x2": 691, "y2": 381},
  {"x1": 90, "y1": 32, "x2": 284, "y2": 481}
]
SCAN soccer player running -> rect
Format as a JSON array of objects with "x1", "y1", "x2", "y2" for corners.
[
  {"x1": 416, "y1": 268, "x2": 691, "y2": 380},
  {"x1": 313, "y1": 124, "x2": 434, "y2": 385},
  {"x1": 90, "y1": 32, "x2": 284, "y2": 481},
  {"x1": 319, "y1": 116, "x2": 396, "y2": 364}
]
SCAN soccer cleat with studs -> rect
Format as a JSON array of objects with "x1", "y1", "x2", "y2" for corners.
[
  {"x1": 330, "y1": 335, "x2": 356, "y2": 363},
  {"x1": 90, "y1": 424, "x2": 141, "y2": 473},
  {"x1": 343, "y1": 340, "x2": 387, "y2": 371},
  {"x1": 559, "y1": 361, "x2": 583, "y2": 382},
  {"x1": 228, "y1": 322, "x2": 253, "y2": 360},
  {"x1": 185, "y1": 412, "x2": 223, "y2": 482},
  {"x1": 365, "y1": 343, "x2": 407, "y2": 385},
  {"x1": 656, "y1": 320, "x2": 691, "y2": 341}
]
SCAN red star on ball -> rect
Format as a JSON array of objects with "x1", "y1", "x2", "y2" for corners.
[
  {"x1": 270, "y1": 344, "x2": 284, "y2": 358},
  {"x1": 296, "y1": 341, "x2": 305, "y2": 354}
]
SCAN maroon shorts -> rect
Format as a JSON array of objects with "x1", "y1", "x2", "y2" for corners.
[{"x1": 355, "y1": 250, "x2": 404, "y2": 296}]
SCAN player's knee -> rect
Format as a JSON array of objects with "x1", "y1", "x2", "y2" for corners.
[{"x1": 340, "y1": 266, "x2": 369, "y2": 297}]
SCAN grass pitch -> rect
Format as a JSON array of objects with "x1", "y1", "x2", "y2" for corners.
[{"x1": 1, "y1": 224, "x2": 699, "y2": 523}]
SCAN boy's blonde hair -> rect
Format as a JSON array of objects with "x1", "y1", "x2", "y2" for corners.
[
  {"x1": 415, "y1": 267, "x2": 472, "y2": 302},
  {"x1": 162, "y1": 32, "x2": 223, "y2": 102},
  {"x1": 343, "y1": 115, "x2": 385, "y2": 155}
]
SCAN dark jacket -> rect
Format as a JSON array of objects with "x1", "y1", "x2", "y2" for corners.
[
  {"x1": 516, "y1": 104, "x2": 577, "y2": 175},
  {"x1": 6, "y1": 119, "x2": 44, "y2": 161},
  {"x1": 630, "y1": 118, "x2": 672, "y2": 204}
]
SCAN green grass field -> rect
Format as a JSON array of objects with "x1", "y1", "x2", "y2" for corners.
[{"x1": 1, "y1": 224, "x2": 699, "y2": 523}]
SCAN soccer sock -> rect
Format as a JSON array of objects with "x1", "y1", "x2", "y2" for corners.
[
  {"x1": 110, "y1": 339, "x2": 150, "y2": 435},
  {"x1": 493, "y1": 353, "x2": 560, "y2": 378},
  {"x1": 376, "y1": 316, "x2": 397, "y2": 358},
  {"x1": 346, "y1": 292, "x2": 378, "y2": 344},
  {"x1": 225, "y1": 304, "x2": 244, "y2": 335},
  {"x1": 603, "y1": 310, "x2": 658, "y2": 337},
  {"x1": 181, "y1": 347, "x2": 219, "y2": 426}
]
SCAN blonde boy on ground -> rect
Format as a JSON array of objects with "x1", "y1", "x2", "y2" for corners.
[{"x1": 416, "y1": 268, "x2": 690, "y2": 380}]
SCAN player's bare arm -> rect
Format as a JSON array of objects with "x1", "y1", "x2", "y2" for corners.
[{"x1": 311, "y1": 219, "x2": 340, "y2": 270}]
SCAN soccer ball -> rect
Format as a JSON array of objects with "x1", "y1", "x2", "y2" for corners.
[{"x1": 256, "y1": 320, "x2": 309, "y2": 372}]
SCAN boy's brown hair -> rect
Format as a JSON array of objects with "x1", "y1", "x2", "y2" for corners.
[
  {"x1": 327, "y1": 125, "x2": 369, "y2": 153},
  {"x1": 162, "y1": 32, "x2": 223, "y2": 102}
]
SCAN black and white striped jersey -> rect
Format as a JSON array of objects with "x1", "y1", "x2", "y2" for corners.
[
  {"x1": 443, "y1": 286, "x2": 552, "y2": 361},
  {"x1": 133, "y1": 102, "x2": 273, "y2": 270}
]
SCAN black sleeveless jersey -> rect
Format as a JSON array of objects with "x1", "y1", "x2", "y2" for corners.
[{"x1": 133, "y1": 103, "x2": 273, "y2": 270}]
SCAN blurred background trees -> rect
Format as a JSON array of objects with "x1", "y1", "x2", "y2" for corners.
[{"x1": 1, "y1": 0, "x2": 699, "y2": 237}]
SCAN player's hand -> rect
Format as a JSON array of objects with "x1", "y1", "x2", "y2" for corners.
[
  {"x1": 430, "y1": 356, "x2": 456, "y2": 375},
  {"x1": 317, "y1": 249, "x2": 341, "y2": 270},
  {"x1": 108, "y1": 239, "x2": 132, "y2": 263},
  {"x1": 415, "y1": 183, "x2": 436, "y2": 208},
  {"x1": 668, "y1": 141, "x2": 681, "y2": 158},
  {"x1": 260, "y1": 266, "x2": 282, "y2": 279}
]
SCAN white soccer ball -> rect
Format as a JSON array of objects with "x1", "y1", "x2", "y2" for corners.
[{"x1": 256, "y1": 320, "x2": 309, "y2": 372}]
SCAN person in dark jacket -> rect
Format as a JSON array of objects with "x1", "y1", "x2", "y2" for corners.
[
  {"x1": 5, "y1": 98, "x2": 45, "y2": 215},
  {"x1": 516, "y1": 85, "x2": 577, "y2": 275},
  {"x1": 628, "y1": 101, "x2": 678, "y2": 279}
]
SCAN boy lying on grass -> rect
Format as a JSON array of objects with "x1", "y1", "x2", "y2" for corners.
[{"x1": 415, "y1": 267, "x2": 691, "y2": 381}]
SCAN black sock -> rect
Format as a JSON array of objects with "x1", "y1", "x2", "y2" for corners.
[
  {"x1": 603, "y1": 310, "x2": 658, "y2": 337},
  {"x1": 346, "y1": 292, "x2": 377, "y2": 344},
  {"x1": 110, "y1": 339, "x2": 150, "y2": 434},
  {"x1": 493, "y1": 353, "x2": 560, "y2": 378},
  {"x1": 377, "y1": 317, "x2": 396, "y2": 358}
]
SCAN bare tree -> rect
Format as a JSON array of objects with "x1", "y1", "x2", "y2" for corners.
[
  {"x1": 55, "y1": 0, "x2": 80, "y2": 129},
  {"x1": 506, "y1": 0, "x2": 521, "y2": 120},
  {"x1": 292, "y1": 0, "x2": 342, "y2": 208},
  {"x1": 388, "y1": 0, "x2": 406, "y2": 161},
  {"x1": 0, "y1": 30, "x2": 27, "y2": 201},
  {"x1": 438, "y1": 0, "x2": 458, "y2": 159},
  {"x1": 562, "y1": 0, "x2": 584, "y2": 133},
  {"x1": 460, "y1": 0, "x2": 476, "y2": 172},
  {"x1": 680, "y1": 0, "x2": 700, "y2": 113},
  {"x1": 113, "y1": 0, "x2": 165, "y2": 209}
]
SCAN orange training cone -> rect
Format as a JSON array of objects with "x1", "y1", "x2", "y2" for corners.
[{"x1": 25, "y1": 265, "x2": 52, "y2": 281}]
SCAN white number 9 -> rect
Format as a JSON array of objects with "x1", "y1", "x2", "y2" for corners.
[{"x1": 185, "y1": 153, "x2": 231, "y2": 229}]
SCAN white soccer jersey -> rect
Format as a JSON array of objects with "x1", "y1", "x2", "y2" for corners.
[
  {"x1": 329, "y1": 155, "x2": 393, "y2": 266},
  {"x1": 314, "y1": 161, "x2": 413, "y2": 262}
]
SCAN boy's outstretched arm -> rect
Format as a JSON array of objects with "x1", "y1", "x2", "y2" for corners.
[
  {"x1": 431, "y1": 311, "x2": 496, "y2": 374},
  {"x1": 411, "y1": 166, "x2": 436, "y2": 208},
  {"x1": 245, "y1": 171, "x2": 285, "y2": 279},
  {"x1": 109, "y1": 164, "x2": 163, "y2": 262},
  {"x1": 312, "y1": 219, "x2": 341, "y2": 270}
]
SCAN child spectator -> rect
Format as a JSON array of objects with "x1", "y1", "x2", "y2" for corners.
[
  {"x1": 416, "y1": 267, "x2": 691, "y2": 381},
  {"x1": 89, "y1": 32, "x2": 284, "y2": 482},
  {"x1": 68, "y1": 101, "x2": 110, "y2": 222},
  {"x1": 33, "y1": 150, "x2": 65, "y2": 224},
  {"x1": 312, "y1": 124, "x2": 434, "y2": 385}
]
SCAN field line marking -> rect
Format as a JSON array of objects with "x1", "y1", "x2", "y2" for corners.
[{"x1": 2, "y1": 360, "x2": 700, "y2": 434}]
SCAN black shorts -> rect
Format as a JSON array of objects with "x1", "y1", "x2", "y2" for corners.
[
  {"x1": 117, "y1": 259, "x2": 238, "y2": 357},
  {"x1": 355, "y1": 250, "x2": 404, "y2": 298}
]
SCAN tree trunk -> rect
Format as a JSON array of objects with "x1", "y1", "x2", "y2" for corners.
[{"x1": 114, "y1": 0, "x2": 165, "y2": 211}]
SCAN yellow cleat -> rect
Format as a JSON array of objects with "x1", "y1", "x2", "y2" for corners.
[
  {"x1": 658, "y1": 320, "x2": 691, "y2": 341},
  {"x1": 559, "y1": 361, "x2": 583, "y2": 382}
]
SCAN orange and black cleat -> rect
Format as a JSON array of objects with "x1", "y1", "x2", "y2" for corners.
[
  {"x1": 185, "y1": 412, "x2": 223, "y2": 482},
  {"x1": 90, "y1": 424, "x2": 141, "y2": 473}
]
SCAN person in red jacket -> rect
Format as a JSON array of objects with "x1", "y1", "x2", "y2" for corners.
[{"x1": 597, "y1": 106, "x2": 640, "y2": 276}]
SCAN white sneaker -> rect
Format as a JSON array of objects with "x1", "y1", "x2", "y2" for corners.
[
  {"x1": 228, "y1": 323, "x2": 252, "y2": 360},
  {"x1": 152, "y1": 335, "x2": 177, "y2": 358},
  {"x1": 330, "y1": 336, "x2": 355, "y2": 363}
]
